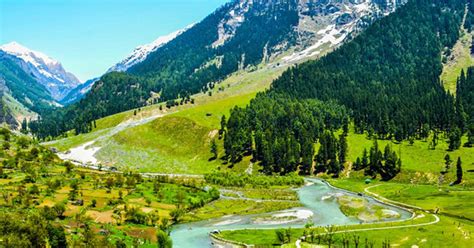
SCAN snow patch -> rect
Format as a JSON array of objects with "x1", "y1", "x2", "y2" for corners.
[
  {"x1": 283, "y1": 24, "x2": 347, "y2": 63},
  {"x1": 0, "y1": 41, "x2": 59, "y2": 67},
  {"x1": 211, "y1": 1, "x2": 252, "y2": 48},
  {"x1": 58, "y1": 141, "x2": 101, "y2": 165}
]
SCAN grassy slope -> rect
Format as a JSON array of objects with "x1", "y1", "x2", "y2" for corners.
[
  {"x1": 345, "y1": 129, "x2": 474, "y2": 185},
  {"x1": 94, "y1": 67, "x2": 282, "y2": 173},
  {"x1": 47, "y1": 65, "x2": 285, "y2": 174},
  {"x1": 441, "y1": 30, "x2": 474, "y2": 94},
  {"x1": 3, "y1": 93, "x2": 38, "y2": 122}
]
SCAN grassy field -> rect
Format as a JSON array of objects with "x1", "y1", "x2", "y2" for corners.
[
  {"x1": 218, "y1": 181, "x2": 474, "y2": 247},
  {"x1": 215, "y1": 132, "x2": 474, "y2": 247},
  {"x1": 344, "y1": 129, "x2": 474, "y2": 186},
  {"x1": 182, "y1": 198, "x2": 300, "y2": 223}
]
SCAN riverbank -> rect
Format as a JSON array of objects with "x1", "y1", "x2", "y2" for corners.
[
  {"x1": 216, "y1": 177, "x2": 474, "y2": 248},
  {"x1": 171, "y1": 178, "x2": 412, "y2": 247}
]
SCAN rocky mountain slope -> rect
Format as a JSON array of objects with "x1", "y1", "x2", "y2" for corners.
[
  {"x1": 0, "y1": 42, "x2": 80, "y2": 101},
  {"x1": 0, "y1": 42, "x2": 84, "y2": 128},
  {"x1": 31, "y1": 0, "x2": 406, "y2": 138}
]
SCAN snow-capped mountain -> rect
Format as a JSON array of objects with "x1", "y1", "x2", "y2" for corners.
[
  {"x1": 59, "y1": 77, "x2": 98, "y2": 105},
  {"x1": 280, "y1": 0, "x2": 405, "y2": 63},
  {"x1": 107, "y1": 25, "x2": 193, "y2": 73},
  {"x1": 59, "y1": 26, "x2": 194, "y2": 105},
  {"x1": 0, "y1": 42, "x2": 80, "y2": 101},
  {"x1": 207, "y1": 0, "x2": 406, "y2": 64}
]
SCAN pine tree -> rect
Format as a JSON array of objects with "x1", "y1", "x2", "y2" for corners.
[
  {"x1": 338, "y1": 134, "x2": 348, "y2": 164},
  {"x1": 466, "y1": 124, "x2": 474, "y2": 147},
  {"x1": 361, "y1": 148, "x2": 369, "y2": 170},
  {"x1": 219, "y1": 115, "x2": 226, "y2": 138},
  {"x1": 455, "y1": 157, "x2": 463, "y2": 184},
  {"x1": 448, "y1": 128, "x2": 462, "y2": 150},
  {"x1": 354, "y1": 157, "x2": 361, "y2": 170},
  {"x1": 20, "y1": 119, "x2": 28, "y2": 134},
  {"x1": 430, "y1": 131, "x2": 438, "y2": 150},
  {"x1": 210, "y1": 139, "x2": 218, "y2": 160},
  {"x1": 455, "y1": 99, "x2": 468, "y2": 132},
  {"x1": 300, "y1": 138, "x2": 314, "y2": 175},
  {"x1": 444, "y1": 154, "x2": 452, "y2": 173}
]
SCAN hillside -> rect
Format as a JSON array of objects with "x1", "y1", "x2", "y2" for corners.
[
  {"x1": 0, "y1": 42, "x2": 83, "y2": 128},
  {"x1": 31, "y1": 0, "x2": 405, "y2": 139},
  {"x1": 222, "y1": 0, "x2": 470, "y2": 175},
  {"x1": 0, "y1": 42, "x2": 80, "y2": 101},
  {"x1": 0, "y1": 51, "x2": 57, "y2": 128}
]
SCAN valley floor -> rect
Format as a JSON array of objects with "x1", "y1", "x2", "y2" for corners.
[{"x1": 218, "y1": 177, "x2": 474, "y2": 247}]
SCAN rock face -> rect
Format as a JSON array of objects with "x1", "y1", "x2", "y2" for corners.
[
  {"x1": 279, "y1": 0, "x2": 406, "y2": 63},
  {"x1": 0, "y1": 78, "x2": 18, "y2": 129},
  {"x1": 0, "y1": 42, "x2": 81, "y2": 101}
]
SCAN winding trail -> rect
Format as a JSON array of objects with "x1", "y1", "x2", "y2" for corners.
[{"x1": 364, "y1": 184, "x2": 425, "y2": 211}]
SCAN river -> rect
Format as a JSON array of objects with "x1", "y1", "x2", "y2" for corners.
[{"x1": 170, "y1": 178, "x2": 412, "y2": 247}]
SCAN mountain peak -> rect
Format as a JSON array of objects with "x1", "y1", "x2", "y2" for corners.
[
  {"x1": 0, "y1": 41, "x2": 81, "y2": 100},
  {"x1": 0, "y1": 41, "x2": 59, "y2": 67}
]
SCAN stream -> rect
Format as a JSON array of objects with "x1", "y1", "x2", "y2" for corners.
[{"x1": 170, "y1": 178, "x2": 412, "y2": 247}]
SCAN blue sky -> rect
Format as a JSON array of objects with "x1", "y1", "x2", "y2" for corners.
[{"x1": 0, "y1": 0, "x2": 228, "y2": 82}]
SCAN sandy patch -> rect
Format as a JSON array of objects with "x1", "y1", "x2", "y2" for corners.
[
  {"x1": 213, "y1": 218, "x2": 242, "y2": 226},
  {"x1": 86, "y1": 210, "x2": 115, "y2": 223},
  {"x1": 141, "y1": 207, "x2": 154, "y2": 213},
  {"x1": 253, "y1": 209, "x2": 313, "y2": 225},
  {"x1": 381, "y1": 209, "x2": 401, "y2": 218},
  {"x1": 414, "y1": 214, "x2": 425, "y2": 219},
  {"x1": 208, "y1": 130, "x2": 219, "y2": 139}
]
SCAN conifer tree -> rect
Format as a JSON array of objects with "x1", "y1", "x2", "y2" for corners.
[{"x1": 455, "y1": 157, "x2": 463, "y2": 184}]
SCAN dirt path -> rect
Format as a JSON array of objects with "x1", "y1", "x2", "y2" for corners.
[{"x1": 364, "y1": 184, "x2": 424, "y2": 211}]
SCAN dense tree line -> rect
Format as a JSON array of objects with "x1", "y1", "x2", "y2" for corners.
[
  {"x1": 457, "y1": 68, "x2": 474, "y2": 145},
  {"x1": 314, "y1": 131, "x2": 348, "y2": 177},
  {"x1": 353, "y1": 140, "x2": 402, "y2": 181},
  {"x1": 223, "y1": 0, "x2": 470, "y2": 175},
  {"x1": 269, "y1": 0, "x2": 463, "y2": 139},
  {"x1": 222, "y1": 94, "x2": 348, "y2": 175}
]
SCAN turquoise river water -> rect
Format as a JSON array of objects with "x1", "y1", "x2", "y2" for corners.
[{"x1": 170, "y1": 178, "x2": 412, "y2": 247}]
